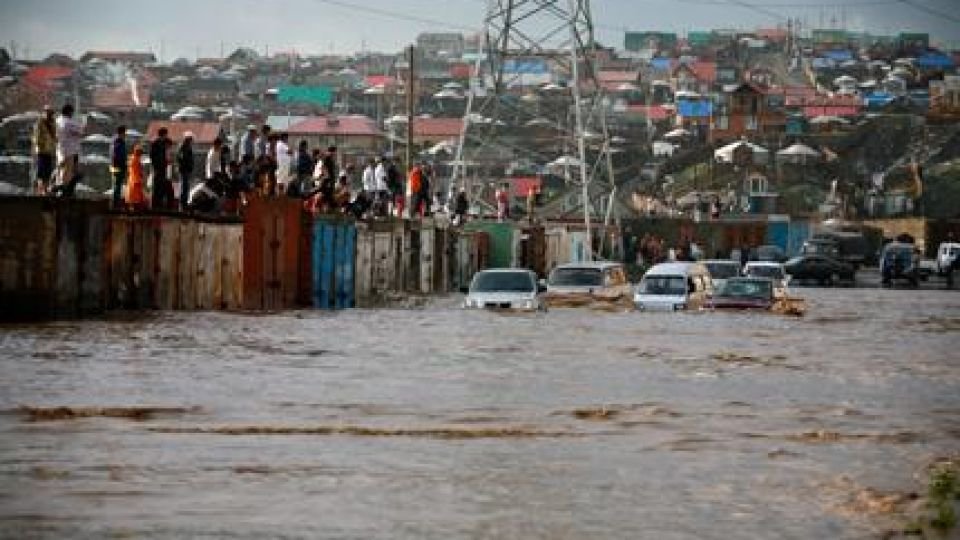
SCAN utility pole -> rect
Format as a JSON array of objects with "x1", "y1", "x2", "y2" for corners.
[
  {"x1": 405, "y1": 44, "x2": 415, "y2": 173},
  {"x1": 567, "y1": 0, "x2": 591, "y2": 260}
]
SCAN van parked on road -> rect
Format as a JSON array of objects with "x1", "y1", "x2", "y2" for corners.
[{"x1": 634, "y1": 262, "x2": 713, "y2": 311}]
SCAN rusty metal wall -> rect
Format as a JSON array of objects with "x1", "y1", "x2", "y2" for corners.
[{"x1": 242, "y1": 197, "x2": 302, "y2": 311}]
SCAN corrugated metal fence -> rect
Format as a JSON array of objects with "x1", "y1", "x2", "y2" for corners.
[{"x1": 0, "y1": 197, "x2": 484, "y2": 320}]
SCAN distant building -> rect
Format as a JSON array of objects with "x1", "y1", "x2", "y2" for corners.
[
  {"x1": 79, "y1": 51, "x2": 157, "y2": 66},
  {"x1": 410, "y1": 117, "x2": 463, "y2": 146},
  {"x1": 671, "y1": 61, "x2": 716, "y2": 94},
  {"x1": 416, "y1": 33, "x2": 465, "y2": 58},
  {"x1": 93, "y1": 83, "x2": 152, "y2": 112},
  {"x1": 286, "y1": 115, "x2": 383, "y2": 154},
  {"x1": 146, "y1": 121, "x2": 224, "y2": 155},
  {"x1": 186, "y1": 79, "x2": 239, "y2": 106},
  {"x1": 710, "y1": 82, "x2": 785, "y2": 143}
]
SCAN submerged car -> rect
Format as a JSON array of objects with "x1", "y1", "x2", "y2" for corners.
[
  {"x1": 634, "y1": 262, "x2": 712, "y2": 311},
  {"x1": 462, "y1": 269, "x2": 544, "y2": 311},
  {"x1": 702, "y1": 259, "x2": 742, "y2": 290},
  {"x1": 743, "y1": 261, "x2": 789, "y2": 296},
  {"x1": 783, "y1": 254, "x2": 855, "y2": 285},
  {"x1": 545, "y1": 262, "x2": 632, "y2": 301},
  {"x1": 707, "y1": 277, "x2": 776, "y2": 311}
]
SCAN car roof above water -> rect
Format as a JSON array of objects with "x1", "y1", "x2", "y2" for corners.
[
  {"x1": 552, "y1": 261, "x2": 623, "y2": 271},
  {"x1": 644, "y1": 262, "x2": 708, "y2": 276}
]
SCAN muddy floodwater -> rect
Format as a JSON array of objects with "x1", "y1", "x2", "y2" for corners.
[{"x1": 1, "y1": 288, "x2": 958, "y2": 539}]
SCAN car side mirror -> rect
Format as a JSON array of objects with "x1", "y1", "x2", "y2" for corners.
[{"x1": 459, "y1": 286, "x2": 469, "y2": 294}]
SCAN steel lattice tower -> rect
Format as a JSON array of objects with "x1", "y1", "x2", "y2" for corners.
[{"x1": 452, "y1": 0, "x2": 616, "y2": 256}]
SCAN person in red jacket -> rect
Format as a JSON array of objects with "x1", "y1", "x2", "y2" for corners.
[{"x1": 407, "y1": 162, "x2": 423, "y2": 219}]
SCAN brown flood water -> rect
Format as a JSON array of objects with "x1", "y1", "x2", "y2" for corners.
[{"x1": 0, "y1": 287, "x2": 958, "y2": 539}]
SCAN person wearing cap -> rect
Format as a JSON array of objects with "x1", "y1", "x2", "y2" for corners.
[
  {"x1": 110, "y1": 125, "x2": 127, "y2": 209},
  {"x1": 176, "y1": 131, "x2": 195, "y2": 211},
  {"x1": 32, "y1": 105, "x2": 57, "y2": 195}
]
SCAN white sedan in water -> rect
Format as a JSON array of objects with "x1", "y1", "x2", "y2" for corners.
[{"x1": 461, "y1": 269, "x2": 545, "y2": 311}]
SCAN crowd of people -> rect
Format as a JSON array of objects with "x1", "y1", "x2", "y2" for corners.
[{"x1": 32, "y1": 109, "x2": 473, "y2": 224}]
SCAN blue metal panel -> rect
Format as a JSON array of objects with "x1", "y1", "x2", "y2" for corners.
[
  {"x1": 766, "y1": 220, "x2": 789, "y2": 252},
  {"x1": 312, "y1": 221, "x2": 336, "y2": 309},
  {"x1": 677, "y1": 100, "x2": 713, "y2": 118},
  {"x1": 330, "y1": 224, "x2": 346, "y2": 309},
  {"x1": 321, "y1": 223, "x2": 335, "y2": 309},
  {"x1": 312, "y1": 221, "x2": 322, "y2": 308},
  {"x1": 787, "y1": 220, "x2": 810, "y2": 257}
]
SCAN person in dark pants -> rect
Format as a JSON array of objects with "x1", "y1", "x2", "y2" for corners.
[
  {"x1": 291, "y1": 140, "x2": 312, "y2": 197},
  {"x1": 176, "y1": 132, "x2": 195, "y2": 211},
  {"x1": 110, "y1": 125, "x2": 127, "y2": 209},
  {"x1": 420, "y1": 163, "x2": 433, "y2": 216},
  {"x1": 454, "y1": 188, "x2": 469, "y2": 225},
  {"x1": 32, "y1": 105, "x2": 57, "y2": 195},
  {"x1": 150, "y1": 127, "x2": 173, "y2": 209}
]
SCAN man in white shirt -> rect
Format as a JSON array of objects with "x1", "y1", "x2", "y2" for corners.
[
  {"x1": 372, "y1": 156, "x2": 390, "y2": 216},
  {"x1": 52, "y1": 103, "x2": 83, "y2": 196},
  {"x1": 206, "y1": 137, "x2": 224, "y2": 180},
  {"x1": 275, "y1": 133, "x2": 292, "y2": 195},
  {"x1": 361, "y1": 158, "x2": 376, "y2": 194}
]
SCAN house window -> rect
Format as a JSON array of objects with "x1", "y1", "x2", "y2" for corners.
[
  {"x1": 746, "y1": 116, "x2": 758, "y2": 131},
  {"x1": 716, "y1": 115, "x2": 729, "y2": 129}
]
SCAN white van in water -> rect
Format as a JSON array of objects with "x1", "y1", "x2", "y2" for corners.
[{"x1": 634, "y1": 262, "x2": 713, "y2": 311}]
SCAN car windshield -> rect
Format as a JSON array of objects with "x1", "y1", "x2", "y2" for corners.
[
  {"x1": 704, "y1": 262, "x2": 740, "y2": 279},
  {"x1": 549, "y1": 268, "x2": 603, "y2": 287},
  {"x1": 638, "y1": 276, "x2": 687, "y2": 296},
  {"x1": 746, "y1": 265, "x2": 784, "y2": 279},
  {"x1": 718, "y1": 279, "x2": 772, "y2": 299},
  {"x1": 471, "y1": 272, "x2": 534, "y2": 293}
]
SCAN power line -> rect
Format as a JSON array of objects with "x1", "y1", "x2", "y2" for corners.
[
  {"x1": 673, "y1": 0, "x2": 896, "y2": 5},
  {"x1": 897, "y1": 0, "x2": 960, "y2": 24},
  {"x1": 309, "y1": 0, "x2": 479, "y2": 32}
]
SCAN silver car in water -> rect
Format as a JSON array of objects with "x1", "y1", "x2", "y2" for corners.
[{"x1": 462, "y1": 269, "x2": 544, "y2": 311}]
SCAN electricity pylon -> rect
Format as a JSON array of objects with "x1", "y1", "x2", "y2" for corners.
[{"x1": 451, "y1": 0, "x2": 616, "y2": 259}]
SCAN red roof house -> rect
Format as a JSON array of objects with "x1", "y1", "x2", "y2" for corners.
[
  {"x1": 287, "y1": 115, "x2": 384, "y2": 152},
  {"x1": 411, "y1": 117, "x2": 464, "y2": 143},
  {"x1": 146, "y1": 121, "x2": 222, "y2": 145},
  {"x1": 93, "y1": 85, "x2": 152, "y2": 111}
]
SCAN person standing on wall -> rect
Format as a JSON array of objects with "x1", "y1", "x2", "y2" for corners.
[
  {"x1": 110, "y1": 125, "x2": 128, "y2": 209},
  {"x1": 51, "y1": 103, "x2": 82, "y2": 197},
  {"x1": 407, "y1": 161, "x2": 423, "y2": 219},
  {"x1": 149, "y1": 127, "x2": 173, "y2": 209},
  {"x1": 176, "y1": 132, "x2": 195, "y2": 211},
  {"x1": 32, "y1": 105, "x2": 57, "y2": 195}
]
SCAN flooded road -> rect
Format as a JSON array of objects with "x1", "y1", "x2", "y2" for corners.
[{"x1": 1, "y1": 288, "x2": 958, "y2": 539}]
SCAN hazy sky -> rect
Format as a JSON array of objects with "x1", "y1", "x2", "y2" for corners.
[{"x1": 2, "y1": 0, "x2": 958, "y2": 61}]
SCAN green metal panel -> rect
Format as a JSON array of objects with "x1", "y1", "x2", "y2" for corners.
[
  {"x1": 278, "y1": 85, "x2": 334, "y2": 106},
  {"x1": 465, "y1": 222, "x2": 515, "y2": 268}
]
